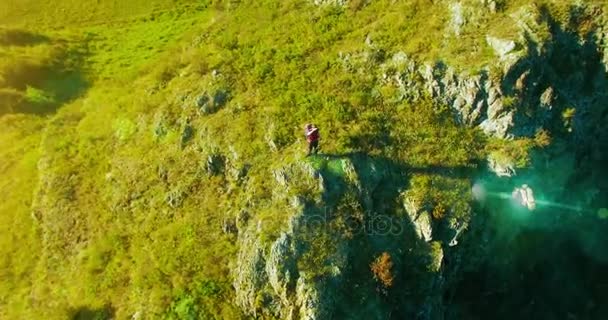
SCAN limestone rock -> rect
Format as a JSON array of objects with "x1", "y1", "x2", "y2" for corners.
[
  {"x1": 415, "y1": 212, "x2": 433, "y2": 242},
  {"x1": 233, "y1": 156, "x2": 408, "y2": 318},
  {"x1": 539, "y1": 87, "x2": 555, "y2": 110},
  {"x1": 313, "y1": 0, "x2": 347, "y2": 6},
  {"x1": 449, "y1": 2, "x2": 466, "y2": 36},
  {"x1": 207, "y1": 154, "x2": 225, "y2": 176},
  {"x1": 180, "y1": 124, "x2": 194, "y2": 147},
  {"x1": 487, "y1": 153, "x2": 516, "y2": 177},
  {"x1": 266, "y1": 233, "x2": 297, "y2": 305},
  {"x1": 195, "y1": 89, "x2": 230, "y2": 115},
  {"x1": 233, "y1": 233, "x2": 268, "y2": 316},
  {"x1": 486, "y1": 36, "x2": 516, "y2": 60}
]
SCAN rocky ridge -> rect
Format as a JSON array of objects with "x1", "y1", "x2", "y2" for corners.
[{"x1": 232, "y1": 2, "x2": 608, "y2": 319}]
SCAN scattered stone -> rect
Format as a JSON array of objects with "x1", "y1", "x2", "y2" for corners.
[
  {"x1": 313, "y1": 0, "x2": 347, "y2": 6},
  {"x1": 232, "y1": 163, "x2": 251, "y2": 184},
  {"x1": 487, "y1": 153, "x2": 516, "y2": 177},
  {"x1": 449, "y1": 2, "x2": 466, "y2": 36},
  {"x1": 180, "y1": 124, "x2": 194, "y2": 147},
  {"x1": 365, "y1": 34, "x2": 373, "y2": 47},
  {"x1": 236, "y1": 210, "x2": 250, "y2": 230},
  {"x1": 195, "y1": 89, "x2": 230, "y2": 115},
  {"x1": 222, "y1": 218, "x2": 238, "y2": 235},
  {"x1": 166, "y1": 189, "x2": 185, "y2": 208},
  {"x1": 539, "y1": 87, "x2": 555, "y2": 109},
  {"x1": 207, "y1": 154, "x2": 226, "y2": 176},
  {"x1": 213, "y1": 89, "x2": 229, "y2": 108},
  {"x1": 196, "y1": 93, "x2": 211, "y2": 111},
  {"x1": 153, "y1": 123, "x2": 167, "y2": 139},
  {"x1": 273, "y1": 169, "x2": 289, "y2": 187},
  {"x1": 487, "y1": 36, "x2": 517, "y2": 60},
  {"x1": 157, "y1": 165, "x2": 168, "y2": 182}
]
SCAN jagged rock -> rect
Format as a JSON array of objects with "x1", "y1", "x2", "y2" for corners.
[
  {"x1": 403, "y1": 195, "x2": 421, "y2": 220},
  {"x1": 449, "y1": 2, "x2": 466, "y2": 36},
  {"x1": 370, "y1": 3, "x2": 608, "y2": 140},
  {"x1": 213, "y1": 89, "x2": 229, "y2": 108},
  {"x1": 233, "y1": 156, "x2": 406, "y2": 319},
  {"x1": 231, "y1": 163, "x2": 251, "y2": 184},
  {"x1": 312, "y1": 0, "x2": 347, "y2": 6},
  {"x1": 415, "y1": 211, "x2": 433, "y2": 242},
  {"x1": 402, "y1": 194, "x2": 433, "y2": 242},
  {"x1": 295, "y1": 276, "x2": 333, "y2": 320},
  {"x1": 195, "y1": 93, "x2": 210, "y2": 110},
  {"x1": 180, "y1": 124, "x2": 194, "y2": 147},
  {"x1": 428, "y1": 241, "x2": 444, "y2": 272},
  {"x1": 222, "y1": 218, "x2": 238, "y2": 235},
  {"x1": 381, "y1": 52, "x2": 519, "y2": 137},
  {"x1": 539, "y1": 87, "x2": 555, "y2": 109},
  {"x1": 515, "y1": 70, "x2": 529, "y2": 91},
  {"x1": 234, "y1": 233, "x2": 268, "y2": 316},
  {"x1": 487, "y1": 153, "x2": 515, "y2": 177},
  {"x1": 273, "y1": 169, "x2": 289, "y2": 187},
  {"x1": 265, "y1": 233, "x2": 296, "y2": 305},
  {"x1": 480, "y1": 100, "x2": 514, "y2": 137},
  {"x1": 448, "y1": 221, "x2": 468, "y2": 247},
  {"x1": 207, "y1": 154, "x2": 225, "y2": 176},
  {"x1": 236, "y1": 210, "x2": 250, "y2": 231},
  {"x1": 166, "y1": 189, "x2": 185, "y2": 208},
  {"x1": 485, "y1": 0, "x2": 498, "y2": 13},
  {"x1": 234, "y1": 207, "x2": 341, "y2": 320},
  {"x1": 195, "y1": 89, "x2": 230, "y2": 115},
  {"x1": 487, "y1": 36, "x2": 516, "y2": 60}
]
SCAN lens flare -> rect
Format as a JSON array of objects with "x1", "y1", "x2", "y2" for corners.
[
  {"x1": 472, "y1": 182, "x2": 486, "y2": 201},
  {"x1": 475, "y1": 182, "x2": 590, "y2": 214}
]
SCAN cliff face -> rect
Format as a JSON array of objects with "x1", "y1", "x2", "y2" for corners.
[
  {"x1": 370, "y1": 3, "x2": 607, "y2": 141},
  {"x1": 2, "y1": 1, "x2": 608, "y2": 319},
  {"x1": 232, "y1": 155, "x2": 453, "y2": 319},
  {"x1": 231, "y1": 2, "x2": 608, "y2": 319}
]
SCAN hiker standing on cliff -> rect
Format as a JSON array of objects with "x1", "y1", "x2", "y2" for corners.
[{"x1": 304, "y1": 124, "x2": 320, "y2": 156}]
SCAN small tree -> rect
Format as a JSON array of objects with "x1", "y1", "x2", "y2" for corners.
[
  {"x1": 534, "y1": 128, "x2": 552, "y2": 148},
  {"x1": 371, "y1": 252, "x2": 394, "y2": 289}
]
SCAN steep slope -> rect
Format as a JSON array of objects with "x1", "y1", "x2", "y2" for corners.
[{"x1": 1, "y1": 1, "x2": 608, "y2": 319}]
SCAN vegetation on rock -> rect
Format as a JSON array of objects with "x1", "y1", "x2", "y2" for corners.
[{"x1": 1, "y1": 0, "x2": 608, "y2": 319}]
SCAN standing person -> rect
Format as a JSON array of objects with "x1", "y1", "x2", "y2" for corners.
[{"x1": 304, "y1": 123, "x2": 320, "y2": 156}]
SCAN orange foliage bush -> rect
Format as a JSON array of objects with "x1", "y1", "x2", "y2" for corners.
[{"x1": 371, "y1": 252, "x2": 394, "y2": 288}]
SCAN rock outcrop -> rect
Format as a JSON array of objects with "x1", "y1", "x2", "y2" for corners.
[
  {"x1": 234, "y1": 3, "x2": 608, "y2": 318},
  {"x1": 342, "y1": 2, "x2": 608, "y2": 143},
  {"x1": 234, "y1": 160, "x2": 345, "y2": 320},
  {"x1": 233, "y1": 155, "x2": 461, "y2": 319},
  {"x1": 312, "y1": 0, "x2": 348, "y2": 6}
]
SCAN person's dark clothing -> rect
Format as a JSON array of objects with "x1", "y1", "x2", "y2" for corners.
[
  {"x1": 308, "y1": 139, "x2": 319, "y2": 155},
  {"x1": 305, "y1": 126, "x2": 320, "y2": 155}
]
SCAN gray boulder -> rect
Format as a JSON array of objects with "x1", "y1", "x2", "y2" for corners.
[
  {"x1": 486, "y1": 36, "x2": 517, "y2": 60},
  {"x1": 195, "y1": 89, "x2": 230, "y2": 115}
]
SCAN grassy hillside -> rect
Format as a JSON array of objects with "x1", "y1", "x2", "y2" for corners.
[
  {"x1": 0, "y1": 0, "x2": 203, "y2": 28},
  {"x1": 1, "y1": 0, "x2": 606, "y2": 319},
  {"x1": 0, "y1": 1, "x2": 219, "y2": 318}
]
